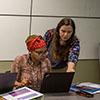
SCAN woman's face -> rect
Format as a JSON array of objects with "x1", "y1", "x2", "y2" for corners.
[
  {"x1": 31, "y1": 47, "x2": 47, "y2": 61},
  {"x1": 59, "y1": 25, "x2": 73, "y2": 41}
]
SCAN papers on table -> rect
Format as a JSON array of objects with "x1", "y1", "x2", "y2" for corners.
[
  {"x1": 70, "y1": 82, "x2": 100, "y2": 94},
  {"x1": 1, "y1": 87, "x2": 44, "y2": 100}
]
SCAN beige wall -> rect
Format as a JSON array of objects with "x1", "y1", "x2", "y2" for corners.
[
  {"x1": 0, "y1": 59, "x2": 100, "y2": 83},
  {"x1": 0, "y1": 0, "x2": 100, "y2": 60},
  {"x1": 73, "y1": 59, "x2": 100, "y2": 83}
]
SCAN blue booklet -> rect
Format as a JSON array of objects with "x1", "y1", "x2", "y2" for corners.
[
  {"x1": 70, "y1": 82, "x2": 100, "y2": 94},
  {"x1": 70, "y1": 84, "x2": 80, "y2": 92}
]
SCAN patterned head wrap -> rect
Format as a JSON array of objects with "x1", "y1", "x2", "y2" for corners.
[{"x1": 25, "y1": 34, "x2": 46, "y2": 52}]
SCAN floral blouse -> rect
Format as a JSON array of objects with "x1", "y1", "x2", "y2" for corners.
[
  {"x1": 11, "y1": 54, "x2": 51, "y2": 91},
  {"x1": 44, "y1": 28, "x2": 80, "y2": 69}
]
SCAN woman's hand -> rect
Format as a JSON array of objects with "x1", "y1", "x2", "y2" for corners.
[
  {"x1": 14, "y1": 81, "x2": 25, "y2": 88},
  {"x1": 66, "y1": 62, "x2": 75, "y2": 72},
  {"x1": 14, "y1": 79, "x2": 29, "y2": 88}
]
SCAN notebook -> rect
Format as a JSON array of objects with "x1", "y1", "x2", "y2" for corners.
[
  {"x1": 40, "y1": 72, "x2": 75, "y2": 93},
  {"x1": 0, "y1": 72, "x2": 17, "y2": 94}
]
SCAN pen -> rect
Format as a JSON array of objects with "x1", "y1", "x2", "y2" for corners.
[{"x1": 76, "y1": 90, "x2": 94, "y2": 98}]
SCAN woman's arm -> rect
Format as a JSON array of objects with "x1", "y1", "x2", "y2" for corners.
[
  {"x1": 67, "y1": 38, "x2": 80, "y2": 72},
  {"x1": 11, "y1": 56, "x2": 24, "y2": 87}
]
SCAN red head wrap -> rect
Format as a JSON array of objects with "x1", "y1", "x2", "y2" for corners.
[{"x1": 25, "y1": 35, "x2": 46, "y2": 52}]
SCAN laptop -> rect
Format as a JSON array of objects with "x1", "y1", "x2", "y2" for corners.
[
  {"x1": 0, "y1": 72, "x2": 17, "y2": 94},
  {"x1": 40, "y1": 72, "x2": 75, "y2": 93}
]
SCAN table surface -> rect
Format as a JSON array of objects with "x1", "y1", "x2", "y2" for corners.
[{"x1": 44, "y1": 92, "x2": 100, "y2": 100}]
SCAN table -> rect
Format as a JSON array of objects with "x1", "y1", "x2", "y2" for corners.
[{"x1": 44, "y1": 92, "x2": 100, "y2": 100}]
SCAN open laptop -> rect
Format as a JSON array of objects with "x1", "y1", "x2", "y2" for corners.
[
  {"x1": 0, "y1": 72, "x2": 17, "y2": 94},
  {"x1": 40, "y1": 72, "x2": 75, "y2": 93}
]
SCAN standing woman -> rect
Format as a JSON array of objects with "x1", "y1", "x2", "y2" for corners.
[{"x1": 44, "y1": 17, "x2": 80, "y2": 72}]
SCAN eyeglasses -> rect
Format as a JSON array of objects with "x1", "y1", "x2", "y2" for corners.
[{"x1": 35, "y1": 50, "x2": 47, "y2": 55}]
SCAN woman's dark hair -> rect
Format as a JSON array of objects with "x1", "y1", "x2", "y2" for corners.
[{"x1": 51, "y1": 17, "x2": 76, "y2": 59}]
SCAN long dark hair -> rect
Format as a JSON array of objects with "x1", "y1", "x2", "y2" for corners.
[{"x1": 51, "y1": 17, "x2": 76, "y2": 59}]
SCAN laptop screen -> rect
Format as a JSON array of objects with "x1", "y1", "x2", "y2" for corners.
[
  {"x1": 0, "y1": 72, "x2": 17, "y2": 94},
  {"x1": 40, "y1": 72, "x2": 75, "y2": 93}
]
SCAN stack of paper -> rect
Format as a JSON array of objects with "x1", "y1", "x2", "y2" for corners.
[
  {"x1": 70, "y1": 82, "x2": 100, "y2": 94},
  {"x1": 0, "y1": 87, "x2": 44, "y2": 100}
]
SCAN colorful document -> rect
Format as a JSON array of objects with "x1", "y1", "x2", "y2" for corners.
[{"x1": 0, "y1": 87, "x2": 44, "y2": 100}]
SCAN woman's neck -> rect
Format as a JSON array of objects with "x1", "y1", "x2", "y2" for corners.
[
  {"x1": 59, "y1": 39, "x2": 66, "y2": 46},
  {"x1": 30, "y1": 54, "x2": 41, "y2": 66}
]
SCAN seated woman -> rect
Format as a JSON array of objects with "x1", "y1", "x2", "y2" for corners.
[{"x1": 11, "y1": 35, "x2": 51, "y2": 91}]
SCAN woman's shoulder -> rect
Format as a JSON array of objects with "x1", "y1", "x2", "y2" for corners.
[
  {"x1": 70, "y1": 36, "x2": 80, "y2": 50},
  {"x1": 45, "y1": 28, "x2": 55, "y2": 38},
  {"x1": 43, "y1": 57, "x2": 51, "y2": 70},
  {"x1": 44, "y1": 28, "x2": 55, "y2": 46},
  {"x1": 70, "y1": 36, "x2": 80, "y2": 52},
  {"x1": 72, "y1": 36, "x2": 80, "y2": 44},
  {"x1": 47, "y1": 28, "x2": 56, "y2": 33},
  {"x1": 14, "y1": 54, "x2": 28, "y2": 63}
]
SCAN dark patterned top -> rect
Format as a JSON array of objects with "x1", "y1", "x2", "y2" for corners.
[
  {"x1": 43, "y1": 28, "x2": 80, "y2": 69},
  {"x1": 11, "y1": 54, "x2": 51, "y2": 91}
]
